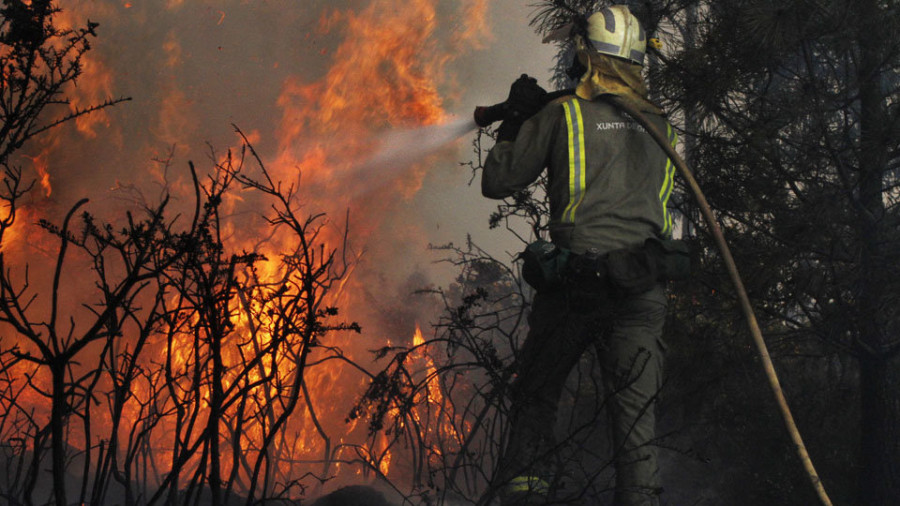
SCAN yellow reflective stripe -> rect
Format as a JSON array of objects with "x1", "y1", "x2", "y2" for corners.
[
  {"x1": 506, "y1": 475, "x2": 550, "y2": 495},
  {"x1": 658, "y1": 123, "x2": 678, "y2": 236},
  {"x1": 561, "y1": 100, "x2": 586, "y2": 224}
]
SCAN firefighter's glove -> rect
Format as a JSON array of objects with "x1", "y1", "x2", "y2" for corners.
[
  {"x1": 505, "y1": 74, "x2": 547, "y2": 122},
  {"x1": 493, "y1": 75, "x2": 547, "y2": 142}
]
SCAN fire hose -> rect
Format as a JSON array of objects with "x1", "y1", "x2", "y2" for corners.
[
  {"x1": 474, "y1": 91, "x2": 834, "y2": 506},
  {"x1": 605, "y1": 95, "x2": 832, "y2": 506}
]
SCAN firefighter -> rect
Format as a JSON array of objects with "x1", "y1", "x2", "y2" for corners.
[{"x1": 480, "y1": 6, "x2": 676, "y2": 506}]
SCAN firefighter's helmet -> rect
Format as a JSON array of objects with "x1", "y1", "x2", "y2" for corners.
[{"x1": 579, "y1": 5, "x2": 647, "y2": 66}]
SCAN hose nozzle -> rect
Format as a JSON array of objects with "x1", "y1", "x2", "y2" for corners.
[
  {"x1": 473, "y1": 102, "x2": 508, "y2": 128},
  {"x1": 473, "y1": 88, "x2": 575, "y2": 128}
]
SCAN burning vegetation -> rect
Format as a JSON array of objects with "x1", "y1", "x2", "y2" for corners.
[{"x1": 0, "y1": 0, "x2": 492, "y2": 504}]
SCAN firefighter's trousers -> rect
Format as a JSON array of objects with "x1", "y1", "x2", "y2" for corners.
[{"x1": 497, "y1": 283, "x2": 667, "y2": 506}]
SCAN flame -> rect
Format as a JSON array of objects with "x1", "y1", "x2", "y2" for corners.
[
  {"x1": 0, "y1": 206, "x2": 30, "y2": 252},
  {"x1": 273, "y1": 0, "x2": 456, "y2": 200},
  {"x1": 379, "y1": 450, "x2": 392, "y2": 476},
  {"x1": 70, "y1": 55, "x2": 115, "y2": 138},
  {"x1": 36, "y1": 163, "x2": 51, "y2": 197},
  {"x1": 155, "y1": 32, "x2": 196, "y2": 150},
  {"x1": 259, "y1": 0, "x2": 491, "y2": 480},
  {"x1": 413, "y1": 324, "x2": 443, "y2": 406},
  {"x1": 454, "y1": 0, "x2": 493, "y2": 49},
  {"x1": 22, "y1": 153, "x2": 52, "y2": 197}
]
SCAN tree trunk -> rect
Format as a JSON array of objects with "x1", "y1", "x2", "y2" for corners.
[
  {"x1": 856, "y1": 1, "x2": 900, "y2": 503},
  {"x1": 209, "y1": 329, "x2": 224, "y2": 506},
  {"x1": 860, "y1": 354, "x2": 900, "y2": 504},
  {"x1": 50, "y1": 361, "x2": 68, "y2": 506}
]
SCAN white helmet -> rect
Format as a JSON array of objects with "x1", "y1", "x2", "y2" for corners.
[{"x1": 580, "y1": 5, "x2": 647, "y2": 66}]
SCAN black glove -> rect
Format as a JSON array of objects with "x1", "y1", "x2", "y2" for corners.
[
  {"x1": 505, "y1": 74, "x2": 547, "y2": 122},
  {"x1": 496, "y1": 74, "x2": 547, "y2": 142}
]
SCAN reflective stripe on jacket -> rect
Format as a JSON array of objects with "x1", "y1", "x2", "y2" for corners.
[{"x1": 482, "y1": 95, "x2": 676, "y2": 255}]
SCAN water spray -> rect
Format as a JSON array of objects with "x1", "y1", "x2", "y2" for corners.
[
  {"x1": 350, "y1": 83, "x2": 573, "y2": 179},
  {"x1": 355, "y1": 116, "x2": 478, "y2": 176}
]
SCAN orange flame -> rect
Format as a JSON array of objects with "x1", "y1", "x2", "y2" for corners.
[
  {"x1": 413, "y1": 324, "x2": 444, "y2": 406},
  {"x1": 22, "y1": 153, "x2": 52, "y2": 197}
]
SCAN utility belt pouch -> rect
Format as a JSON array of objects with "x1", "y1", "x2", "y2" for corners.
[
  {"x1": 520, "y1": 240, "x2": 570, "y2": 292},
  {"x1": 567, "y1": 250, "x2": 608, "y2": 282},
  {"x1": 644, "y1": 237, "x2": 691, "y2": 281},
  {"x1": 607, "y1": 246, "x2": 658, "y2": 296}
]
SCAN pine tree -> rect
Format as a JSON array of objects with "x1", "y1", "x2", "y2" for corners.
[{"x1": 529, "y1": 1, "x2": 900, "y2": 504}]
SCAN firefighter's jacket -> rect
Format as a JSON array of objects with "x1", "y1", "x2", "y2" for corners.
[{"x1": 482, "y1": 95, "x2": 677, "y2": 255}]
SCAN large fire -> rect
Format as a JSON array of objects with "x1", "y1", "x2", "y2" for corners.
[{"x1": 0, "y1": 0, "x2": 492, "y2": 502}]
